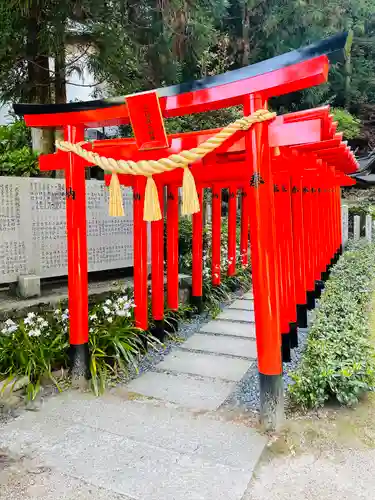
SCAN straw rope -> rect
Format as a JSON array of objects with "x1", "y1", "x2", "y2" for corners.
[{"x1": 56, "y1": 108, "x2": 276, "y2": 220}]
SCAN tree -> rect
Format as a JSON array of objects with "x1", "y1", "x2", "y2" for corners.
[
  {"x1": 0, "y1": 120, "x2": 39, "y2": 176},
  {"x1": 87, "y1": 0, "x2": 229, "y2": 96}
]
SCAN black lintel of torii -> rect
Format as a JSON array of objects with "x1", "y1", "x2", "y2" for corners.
[{"x1": 13, "y1": 31, "x2": 350, "y2": 117}]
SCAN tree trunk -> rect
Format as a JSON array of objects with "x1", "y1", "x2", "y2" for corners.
[
  {"x1": 26, "y1": 0, "x2": 54, "y2": 173},
  {"x1": 55, "y1": 40, "x2": 67, "y2": 104},
  {"x1": 54, "y1": 26, "x2": 67, "y2": 179},
  {"x1": 242, "y1": 3, "x2": 250, "y2": 66}
]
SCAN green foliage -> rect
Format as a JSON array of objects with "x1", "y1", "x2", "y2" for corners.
[
  {"x1": 331, "y1": 108, "x2": 361, "y2": 139},
  {"x1": 348, "y1": 204, "x2": 375, "y2": 220},
  {"x1": 289, "y1": 241, "x2": 375, "y2": 409},
  {"x1": 0, "y1": 313, "x2": 69, "y2": 400},
  {"x1": 0, "y1": 120, "x2": 39, "y2": 176}
]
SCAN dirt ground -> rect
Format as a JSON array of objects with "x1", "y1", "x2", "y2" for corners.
[{"x1": 243, "y1": 393, "x2": 375, "y2": 500}]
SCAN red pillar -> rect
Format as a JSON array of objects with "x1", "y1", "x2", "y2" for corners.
[
  {"x1": 290, "y1": 154, "x2": 308, "y2": 328},
  {"x1": 133, "y1": 177, "x2": 148, "y2": 330},
  {"x1": 273, "y1": 172, "x2": 290, "y2": 361},
  {"x1": 240, "y1": 187, "x2": 250, "y2": 266},
  {"x1": 302, "y1": 167, "x2": 316, "y2": 309},
  {"x1": 192, "y1": 186, "x2": 204, "y2": 312},
  {"x1": 227, "y1": 186, "x2": 237, "y2": 276},
  {"x1": 64, "y1": 124, "x2": 89, "y2": 379},
  {"x1": 151, "y1": 184, "x2": 165, "y2": 339},
  {"x1": 211, "y1": 185, "x2": 222, "y2": 286},
  {"x1": 244, "y1": 94, "x2": 282, "y2": 429},
  {"x1": 167, "y1": 185, "x2": 179, "y2": 310}
]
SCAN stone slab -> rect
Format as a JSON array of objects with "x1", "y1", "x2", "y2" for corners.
[
  {"x1": 200, "y1": 320, "x2": 256, "y2": 339},
  {"x1": 0, "y1": 393, "x2": 266, "y2": 472},
  {"x1": 229, "y1": 299, "x2": 254, "y2": 311},
  {"x1": 0, "y1": 466, "x2": 130, "y2": 500},
  {"x1": 158, "y1": 349, "x2": 252, "y2": 381},
  {"x1": 127, "y1": 371, "x2": 235, "y2": 410},
  {"x1": 243, "y1": 291, "x2": 253, "y2": 299},
  {"x1": 0, "y1": 420, "x2": 250, "y2": 500},
  {"x1": 217, "y1": 309, "x2": 254, "y2": 323},
  {"x1": 181, "y1": 334, "x2": 257, "y2": 359}
]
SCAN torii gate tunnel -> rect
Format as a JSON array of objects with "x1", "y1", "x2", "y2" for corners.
[{"x1": 14, "y1": 32, "x2": 358, "y2": 426}]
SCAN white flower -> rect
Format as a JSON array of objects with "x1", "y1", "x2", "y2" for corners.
[
  {"x1": 37, "y1": 317, "x2": 44, "y2": 323},
  {"x1": 90, "y1": 314, "x2": 98, "y2": 321},
  {"x1": 61, "y1": 314, "x2": 68, "y2": 322},
  {"x1": 103, "y1": 306, "x2": 111, "y2": 315},
  {"x1": 116, "y1": 310, "x2": 126, "y2": 317},
  {"x1": 28, "y1": 328, "x2": 41, "y2": 337},
  {"x1": 2, "y1": 319, "x2": 18, "y2": 334},
  {"x1": 54, "y1": 309, "x2": 60, "y2": 316},
  {"x1": 89, "y1": 328, "x2": 94, "y2": 333},
  {"x1": 41, "y1": 320, "x2": 48, "y2": 329},
  {"x1": 27, "y1": 312, "x2": 36, "y2": 319},
  {"x1": 105, "y1": 299, "x2": 112, "y2": 306},
  {"x1": 107, "y1": 317, "x2": 113, "y2": 324}
]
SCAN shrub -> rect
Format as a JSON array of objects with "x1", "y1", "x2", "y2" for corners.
[
  {"x1": 289, "y1": 241, "x2": 375, "y2": 409},
  {"x1": 0, "y1": 313, "x2": 69, "y2": 400},
  {"x1": 348, "y1": 204, "x2": 375, "y2": 221},
  {"x1": 0, "y1": 290, "x2": 197, "y2": 398},
  {"x1": 0, "y1": 120, "x2": 39, "y2": 177},
  {"x1": 331, "y1": 108, "x2": 361, "y2": 140}
]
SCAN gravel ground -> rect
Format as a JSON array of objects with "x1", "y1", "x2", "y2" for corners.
[
  {"x1": 122, "y1": 311, "x2": 210, "y2": 383},
  {"x1": 222, "y1": 310, "x2": 315, "y2": 411}
]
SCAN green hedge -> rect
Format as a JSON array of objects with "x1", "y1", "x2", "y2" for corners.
[
  {"x1": 289, "y1": 241, "x2": 375, "y2": 409},
  {"x1": 348, "y1": 204, "x2": 375, "y2": 220}
]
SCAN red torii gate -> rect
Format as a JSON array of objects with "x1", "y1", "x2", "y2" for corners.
[{"x1": 14, "y1": 32, "x2": 357, "y2": 427}]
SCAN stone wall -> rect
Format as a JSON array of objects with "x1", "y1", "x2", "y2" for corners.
[{"x1": 0, "y1": 177, "x2": 141, "y2": 284}]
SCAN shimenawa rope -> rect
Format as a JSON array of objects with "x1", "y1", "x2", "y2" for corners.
[{"x1": 56, "y1": 108, "x2": 276, "y2": 221}]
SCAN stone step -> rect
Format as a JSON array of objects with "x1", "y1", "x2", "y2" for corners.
[
  {"x1": 0, "y1": 392, "x2": 266, "y2": 500},
  {"x1": 181, "y1": 333, "x2": 257, "y2": 359},
  {"x1": 0, "y1": 392, "x2": 266, "y2": 473},
  {"x1": 127, "y1": 371, "x2": 235, "y2": 411},
  {"x1": 243, "y1": 291, "x2": 253, "y2": 300},
  {"x1": 158, "y1": 349, "x2": 252, "y2": 381},
  {"x1": 228, "y1": 299, "x2": 254, "y2": 311},
  {"x1": 200, "y1": 320, "x2": 256, "y2": 339},
  {"x1": 216, "y1": 309, "x2": 255, "y2": 323}
]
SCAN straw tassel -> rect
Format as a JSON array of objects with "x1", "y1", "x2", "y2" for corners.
[
  {"x1": 143, "y1": 176, "x2": 162, "y2": 222},
  {"x1": 182, "y1": 166, "x2": 200, "y2": 216},
  {"x1": 273, "y1": 146, "x2": 281, "y2": 156},
  {"x1": 109, "y1": 173, "x2": 125, "y2": 217}
]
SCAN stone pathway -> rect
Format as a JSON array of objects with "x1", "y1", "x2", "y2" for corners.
[
  {"x1": 0, "y1": 291, "x2": 266, "y2": 500},
  {"x1": 128, "y1": 291, "x2": 256, "y2": 411}
]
